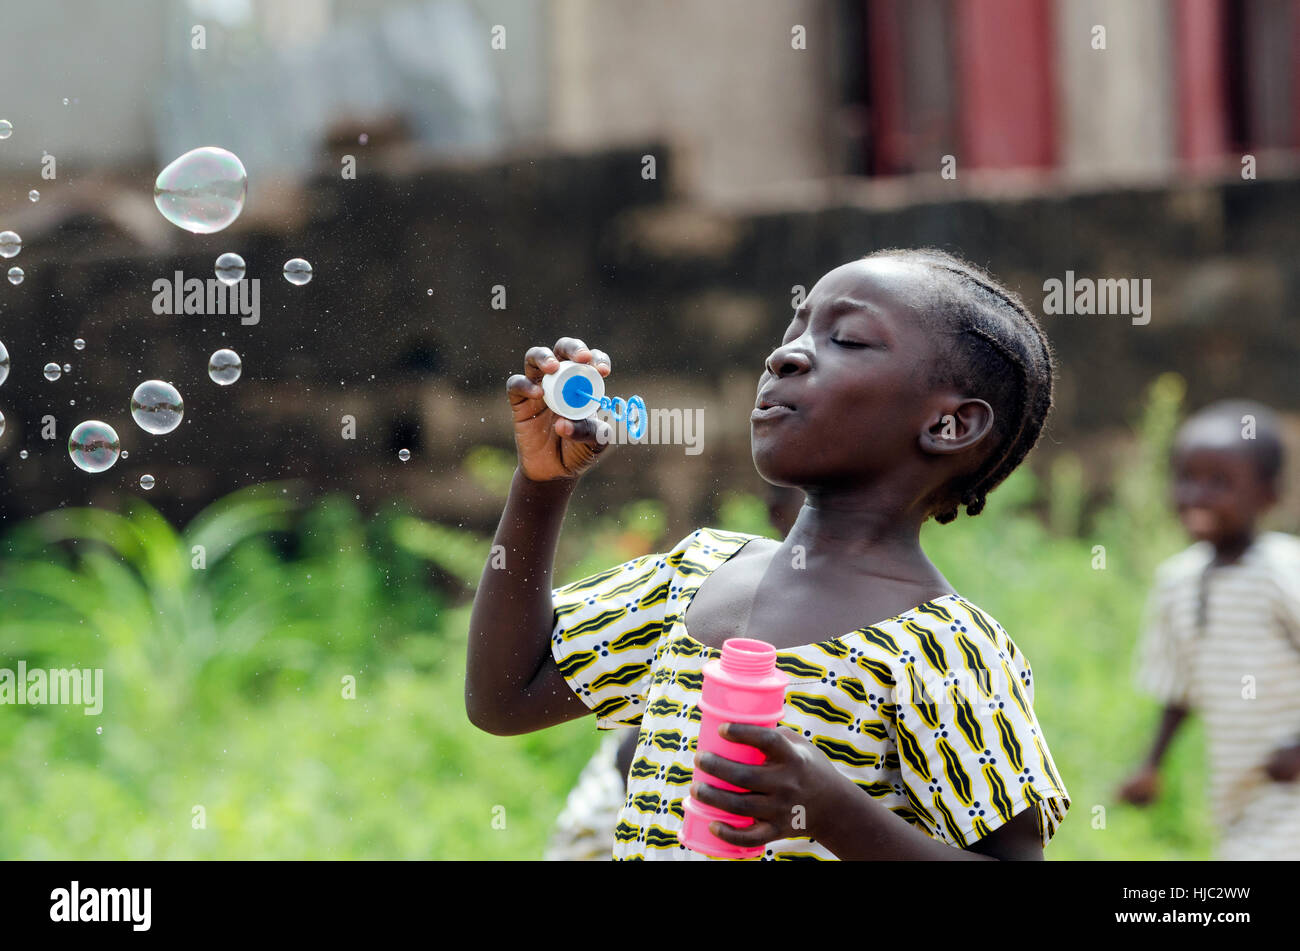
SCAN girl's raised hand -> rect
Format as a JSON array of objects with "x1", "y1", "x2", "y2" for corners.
[{"x1": 506, "y1": 337, "x2": 615, "y2": 482}]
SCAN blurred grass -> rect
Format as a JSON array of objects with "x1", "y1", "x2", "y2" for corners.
[{"x1": 0, "y1": 372, "x2": 1219, "y2": 858}]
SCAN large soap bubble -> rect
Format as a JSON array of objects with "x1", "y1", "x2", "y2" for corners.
[
  {"x1": 68, "y1": 420, "x2": 121, "y2": 473},
  {"x1": 131, "y1": 380, "x2": 184, "y2": 434},
  {"x1": 153, "y1": 147, "x2": 247, "y2": 234}
]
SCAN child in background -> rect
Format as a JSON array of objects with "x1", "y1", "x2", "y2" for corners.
[
  {"x1": 543, "y1": 485, "x2": 803, "y2": 860},
  {"x1": 469, "y1": 249, "x2": 1070, "y2": 860},
  {"x1": 1118, "y1": 400, "x2": 1300, "y2": 859}
]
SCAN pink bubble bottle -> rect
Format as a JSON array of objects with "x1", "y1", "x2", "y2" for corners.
[{"x1": 681, "y1": 637, "x2": 789, "y2": 858}]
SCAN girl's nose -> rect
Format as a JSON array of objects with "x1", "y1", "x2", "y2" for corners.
[{"x1": 765, "y1": 343, "x2": 811, "y2": 378}]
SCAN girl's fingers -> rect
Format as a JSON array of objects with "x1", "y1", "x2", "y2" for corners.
[
  {"x1": 553, "y1": 337, "x2": 591, "y2": 362},
  {"x1": 523, "y1": 346, "x2": 560, "y2": 383},
  {"x1": 506, "y1": 373, "x2": 545, "y2": 404},
  {"x1": 588, "y1": 348, "x2": 612, "y2": 376}
]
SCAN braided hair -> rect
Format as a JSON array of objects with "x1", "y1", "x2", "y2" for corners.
[{"x1": 864, "y1": 248, "x2": 1056, "y2": 524}]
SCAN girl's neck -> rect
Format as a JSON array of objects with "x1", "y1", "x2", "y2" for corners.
[{"x1": 781, "y1": 490, "x2": 930, "y2": 572}]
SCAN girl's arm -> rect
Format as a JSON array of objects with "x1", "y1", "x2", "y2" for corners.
[{"x1": 465, "y1": 339, "x2": 616, "y2": 736}]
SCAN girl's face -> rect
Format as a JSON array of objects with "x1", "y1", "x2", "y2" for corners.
[{"x1": 751, "y1": 258, "x2": 949, "y2": 491}]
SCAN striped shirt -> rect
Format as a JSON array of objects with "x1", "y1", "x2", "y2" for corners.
[
  {"x1": 1133, "y1": 531, "x2": 1300, "y2": 859},
  {"x1": 550, "y1": 527, "x2": 1071, "y2": 860}
]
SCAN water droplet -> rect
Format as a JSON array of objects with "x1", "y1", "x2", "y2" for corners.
[
  {"x1": 283, "y1": 258, "x2": 312, "y2": 285},
  {"x1": 43, "y1": 362, "x2": 61, "y2": 381},
  {"x1": 139, "y1": 474, "x2": 155, "y2": 490},
  {"x1": 0, "y1": 231, "x2": 20, "y2": 258},
  {"x1": 0, "y1": 120, "x2": 11, "y2": 139},
  {"x1": 7, "y1": 267, "x2": 22, "y2": 285},
  {"x1": 208, "y1": 348, "x2": 241, "y2": 385},
  {"x1": 68, "y1": 420, "x2": 121, "y2": 473},
  {"x1": 28, "y1": 189, "x2": 39, "y2": 202},
  {"x1": 19, "y1": 449, "x2": 28, "y2": 459},
  {"x1": 62, "y1": 363, "x2": 71, "y2": 373},
  {"x1": 130, "y1": 380, "x2": 184, "y2": 434},
  {"x1": 74, "y1": 338, "x2": 85, "y2": 350},
  {"x1": 0, "y1": 339, "x2": 8, "y2": 385},
  {"x1": 153, "y1": 146, "x2": 247, "y2": 234},
  {"x1": 215, "y1": 252, "x2": 245, "y2": 284},
  {"x1": 398, "y1": 449, "x2": 411, "y2": 462}
]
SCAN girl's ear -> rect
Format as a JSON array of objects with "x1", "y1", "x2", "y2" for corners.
[{"x1": 919, "y1": 397, "x2": 995, "y2": 455}]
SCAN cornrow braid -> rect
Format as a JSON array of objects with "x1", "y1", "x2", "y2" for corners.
[{"x1": 864, "y1": 248, "x2": 1056, "y2": 524}]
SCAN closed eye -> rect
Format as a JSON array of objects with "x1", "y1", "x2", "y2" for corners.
[{"x1": 831, "y1": 338, "x2": 871, "y2": 348}]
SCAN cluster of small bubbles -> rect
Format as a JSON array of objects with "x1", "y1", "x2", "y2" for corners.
[
  {"x1": 0, "y1": 231, "x2": 20, "y2": 258},
  {"x1": 283, "y1": 258, "x2": 312, "y2": 285},
  {"x1": 28, "y1": 190, "x2": 39, "y2": 202},
  {"x1": 398, "y1": 449, "x2": 411, "y2": 462},
  {"x1": 7, "y1": 267, "x2": 22, "y2": 285},
  {"x1": 43, "y1": 362, "x2": 61, "y2": 381},
  {"x1": 68, "y1": 420, "x2": 121, "y2": 473},
  {"x1": 139, "y1": 474, "x2": 155, "y2": 490},
  {"x1": 130, "y1": 380, "x2": 184, "y2": 434},
  {"x1": 208, "y1": 348, "x2": 241, "y2": 385},
  {"x1": 153, "y1": 146, "x2": 247, "y2": 234},
  {"x1": 0, "y1": 339, "x2": 8, "y2": 385},
  {"x1": 214, "y1": 252, "x2": 245, "y2": 285},
  {"x1": 0, "y1": 119, "x2": 11, "y2": 139},
  {"x1": 74, "y1": 338, "x2": 85, "y2": 350}
]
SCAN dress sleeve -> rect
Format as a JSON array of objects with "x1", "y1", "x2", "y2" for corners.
[
  {"x1": 549, "y1": 531, "x2": 694, "y2": 731},
  {"x1": 890, "y1": 601, "x2": 1071, "y2": 852},
  {"x1": 1131, "y1": 576, "x2": 1191, "y2": 707}
]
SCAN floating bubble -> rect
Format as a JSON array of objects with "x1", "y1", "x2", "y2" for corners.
[
  {"x1": 398, "y1": 449, "x2": 410, "y2": 462},
  {"x1": 0, "y1": 231, "x2": 20, "y2": 258},
  {"x1": 283, "y1": 258, "x2": 312, "y2": 285},
  {"x1": 140, "y1": 474, "x2": 155, "y2": 490},
  {"x1": 74, "y1": 338, "x2": 85, "y2": 350},
  {"x1": 359, "y1": 133, "x2": 369, "y2": 145},
  {"x1": 153, "y1": 146, "x2": 247, "y2": 234},
  {"x1": 96, "y1": 726, "x2": 103, "y2": 734},
  {"x1": 120, "y1": 450, "x2": 128, "y2": 460},
  {"x1": 68, "y1": 420, "x2": 121, "y2": 473},
  {"x1": 28, "y1": 190, "x2": 38, "y2": 202},
  {"x1": 426, "y1": 288, "x2": 433, "y2": 296},
  {"x1": 131, "y1": 380, "x2": 184, "y2": 434},
  {"x1": 63, "y1": 98, "x2": 69, "y2": 106},
  {"x1": 208, "y1": 348, "x2": 241, "y2": 385},
  {"x1": 0, "y1": 120, "x2": 11, "y2": 139},
  {"x1": 7, "y1": 267, "x2": 22, "y2": 285},
  {"x1": 43, "y1": 362, "x2": 61, "y2": 381},
  {"x1": 0, "y1": 339, "x2": 8, "y2": 386},
  {"x1": 214, "y1": 252, "x2": 245, "y2": 285},
  {"x1": 19, "y1": 450, "x2": 28, "y2": 459},
  {"x1": 0, "y1": 410, "x2": 4, "y2": 436},
  {"x1": 62, "y1": 363, "x2": 71, "y2": 373}
]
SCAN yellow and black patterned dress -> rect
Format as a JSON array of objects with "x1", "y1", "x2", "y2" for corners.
[{"x1": 550, "y1": 527, "x2": 1071, "y2": 860}]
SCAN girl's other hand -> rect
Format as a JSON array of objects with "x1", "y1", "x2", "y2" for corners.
[{"x1": 506, "y1": 337, "x2": 614, "y2": 482}]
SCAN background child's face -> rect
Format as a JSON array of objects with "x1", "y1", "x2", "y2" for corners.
[
  {"x1": 1170, "y1": 439, "x2": 1275, "y2": 545},
  {"x1": 750, "y1": 259, "x2": 942, "y2": 490}
]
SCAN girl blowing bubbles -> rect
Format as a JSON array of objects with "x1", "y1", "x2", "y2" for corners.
[{"x1": 467, "y1": 249, "x2": 1071, "y2": 860}]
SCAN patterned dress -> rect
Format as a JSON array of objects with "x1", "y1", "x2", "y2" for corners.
[{"x1": 549, "y1": 527, "x2": 1071, "y2": 860}]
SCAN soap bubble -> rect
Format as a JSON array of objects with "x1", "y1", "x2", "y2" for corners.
[
  {"x1": 62, "y1": 363, "x2": 71, "y2": 373},
  {"x1": 0, "y1": 410, "x2": 4, "y2": 436},
  {"x1": 0, "y1": 231, "x2": 20, "y2": 258},
  {"x1": 74, "y1": 338, "x2": 85, "y2": 350},
  {"x1": 120, "y1": 450, "x2": 128, "y2": 460},
  {"x1": 139, "y1": 474, "x2": 155, "y2": 490},
  {"x1": 283, "y1": 258, "x2": 312, "y2": 285},
  {"x1": 68, "y1": 420, "x2": 120, "y2": 473},
  {"x1": 214, "y1": 252, "x2": 245, "y2": 284},
  {"x1": 44, "y1": 362, "x2": 61, "y2": 381},
  {"x1": 426, "y1": 288, "x2": 433, "y2": 296},
  {"x1": 130, "y1": 380, "x2": 184, "y2": 434},
  {"x1": 0, "y1": 339, "x2": 8, "y2": 385},
  {"x1": 208, "y1": 348, "x2": 241, "y2": 385},
  {"x1": 28, "y1": 190, "x2": 38, "y2": 202},
  {"x1": 398, "y1": 449, "x2": 410, "y2": 462},
  {"x1": 19, "y1": 450, "x2": 28, "y2": 459},
  {"x1": 63, "y1": 98, "x2": 69, "y2": 106},
  {"x1": 153, "y1": 146, "x2": 247, "y2": 234},
  {"x1": 96, "y1": 726, "x2": 103, "y2": 734},
  {"x1": 0, "y1": 120, "x2": 11, "y2": 139},
  {"x1": 7, "y1": 267, "x2": 22, "y2": 285},
  {"x1": 359, "y1": 133, "x2": 368, "y2": 145}
]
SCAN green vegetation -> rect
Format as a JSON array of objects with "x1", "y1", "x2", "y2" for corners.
[{"x1": 0, "y1": 374, "x2": 1225, "y2": 858}]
